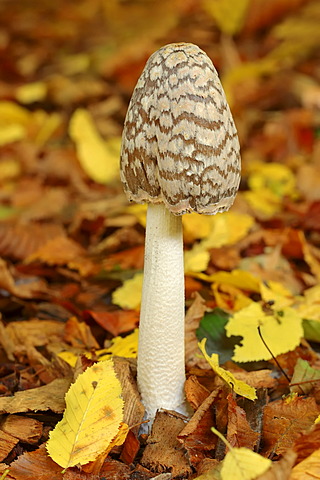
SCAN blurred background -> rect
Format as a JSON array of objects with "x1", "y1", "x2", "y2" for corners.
[{"x1": 0, "y1": 0, "x2": 319, "y2": 295}]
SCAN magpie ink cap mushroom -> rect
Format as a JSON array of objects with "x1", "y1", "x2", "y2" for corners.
[{"x1": 120, "y1": 43, "x2": 241, "y2": 425}]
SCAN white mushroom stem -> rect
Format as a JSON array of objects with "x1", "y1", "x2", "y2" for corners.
[{"x1": 137, "y1": 203, "x2": 187, "y2": 424}]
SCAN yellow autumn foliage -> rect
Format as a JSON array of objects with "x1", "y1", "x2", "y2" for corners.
[
  {"x1": 46, "y1": 359, "x2": 125, "y2": 469},
  {"x1": 58, "y1": 329, "x2": 139, "y2": 367},
  {"x1": 69, "y1": 108, "x2": 120, "y2": 184},
  {"x1": 112, "y1": 272, "x2": 143, "y2": 310},
  {"x1": 198, "y1": 338, "x2": 256, "y2": 400},
  {"x1": 221, "y1": 447, "x2": 271, "y2": 480},
  {"x1": 226, "y1": 302, "x2": 303, "y2": 362},
  {"x1": 202, "y1": 0, "x2": 250, "y2": 35}
]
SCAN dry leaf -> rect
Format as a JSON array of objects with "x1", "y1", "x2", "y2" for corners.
[{"x1": 262, "y1": 395, "x2": 320, "y2": 456}]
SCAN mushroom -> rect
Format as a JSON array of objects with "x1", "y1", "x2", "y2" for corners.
[{"x1": 120, "y1": 43, "x2": 241, "y2": 425}]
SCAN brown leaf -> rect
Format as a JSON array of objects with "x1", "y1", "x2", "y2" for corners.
[
  {"x1": 293, "y1": 424, "x2": 320, "y2": 464},
  {"x1": 120, "y1": 429, "x2": 140, "y2": 464},
  {"x1": 63, "y1": 316, "x2": 99, "y2": 349},
  {"x1": 185, "y1": 292, "x2": 208, "y2": 368},
  {"x1": 185, "y1": 375, "x2": 210, "y2": 411},
  {"x1": 102, "y1": 245, "x2": 145, "y2": 271},
  {"x1": 84, "y1": 309, "x2": 139, "y2": 336},
  {"x1": 0, "y1": 319, "x2": 65, "y2": 361},
  {"x1": 243, "y1": 0, "x2": 310, "y2": 34},
  {"x1": 9, "y1": 444, "x2": 63, "y2": 480},
  {"x1": 232, "y1": 369, "x2": 277, "y2": 389},
  {"x1": 290, "y1": 448, "x2": 320, "y2": 480},
  {"x1": 262, "y1": 396, "x2": 320, "y2": 456},
  {"x1": 0, "y1": 378, "x2": 71, "y2": 414},
  {"x1": 0, "y1": 258, "x2": 48, "y2": 299},
  {"x1": 226, "y1": 394, "x2": 259, "y2": 450},
  {"x1": 142, "y1": 410, "x2": 191, "y2": 477},
  {"x1": 1, "y1": 415, "x2": 43, "y2": 445},
  {"x1": 0, "y1": 222, "x2": 65, "y2": 260},
  {"x1": 0, "y1": 430, "x2": 19, "y2": 462},
  {"x1": 25, "y1": 236, "x2": 97, "y2": 276},
  {"x1": 178, "y1": 389, "x2": 220, "y2": 466},
  {"x1": 256, "y1": 450, "x2": 296, "y2": 480},
  {"x1": 113, "y1": 358, "x2": 145, "y2": 437}
]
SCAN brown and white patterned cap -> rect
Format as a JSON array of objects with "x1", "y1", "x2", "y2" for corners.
[{"x1": 120, "y1": 43, "x2": 241, "y2": 215}]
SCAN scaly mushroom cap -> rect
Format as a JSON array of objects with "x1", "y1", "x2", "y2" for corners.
[{"x1": 120, "y1": 43, "x2": 241, "y2": 215}]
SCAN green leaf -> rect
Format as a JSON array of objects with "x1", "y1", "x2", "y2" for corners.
[
  {"x1": 196, "y1": 308, "x2": 241, "y2": 364},
  {"x1": 303, "y1": 319, "x2": 320, "y2": 343}
]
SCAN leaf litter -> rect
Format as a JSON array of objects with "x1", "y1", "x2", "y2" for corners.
[{"x1": 0, "y1": 0, "x2": 320, "y2": 478}]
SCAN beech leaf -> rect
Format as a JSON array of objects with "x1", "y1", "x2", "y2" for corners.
[
  {"x1": 226, "y1": 302, "x2": 303, "y2": 362},
  {"x1": 46, "y1": 359, "x2": 124, "y2": 469}
]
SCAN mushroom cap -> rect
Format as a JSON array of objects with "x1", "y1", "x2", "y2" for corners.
[{"x1": 120, "y1": 43, "x2": 241, "y2": 215}]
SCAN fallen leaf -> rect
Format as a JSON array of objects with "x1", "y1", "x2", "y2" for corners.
[
  {"x1": 226, "y1": 302, "x2": 303, "y2": 362},
  {"x1": 226, "y1": 394, "x2": 259, "y2": 450},
  {"x1": 83, "y1": 309, "x2": 139, "y2": 336},
  {"x1": 202, "y1": 0, "x2": 250, "y2": 35},
  {"x1": 69, "y1": 108, "x2": 120, "y2": 184},
  {"x1": 290, "y1": 448, "x2": 320, "y2": 479},
  {"x1": 290, "y1": 358, "x2": 320, "y2": 394},
  {"x1": 98, "y1": 329, "x2": 139, "y2": 360},
  {"x1": 0, "y1": 378, "x2": 71, "y2": 414},
  {"x1": 198, "y1": 339, "x2": 257, "y2": 400},
  {"x1": 25, "y1": 236, "x2": 97, "y2": 276},
  {"x1": 46, "y1": 359, "x2": 124, "y2": 469},
  {"x1": 185, "y1": 292, "x2": 209, "y2": 368},
  {"x1": 0, "y1": 430, "x2": 19, "y2": 462},
  {"x1": 262, "y1": 395, "x2": 320, "y2": 456},
  {"x1": 112, "y1": 273, "x2": 143, "y2": 310},
  {"x1": 9, "y1": 444, "x2": 63, "y2": 480},
  {"x1": 142, "y1": 410, "x2": 191, "y2": 477},
  {"x1": 178, "y1": 389, "x2": 220, "y2": 466}
]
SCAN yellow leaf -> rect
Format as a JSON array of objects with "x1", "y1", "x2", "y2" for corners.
[
  {"x1": 202, "y1": 0, "x2": 250, "y2": 35},
  {"x1": 248, "y1": 163, "x2": 296, "y2": 198},
  {"x1": 112, "y1": 273, "x2": 143, "y2": 310},
  {"x1": 0, "y1": 101, "x2": 31, "y2": 146},
  {"x1": 210, "y1": 426, "x2": 271, "y2": 479},
  {"x1": 57, "y1": 329, "x2": 139, "y2": 366},
  {"x1": 184, "y1": 244, "x2": 210, "y2": 273},
  {"x1": 290, "y1": 448, "x2": 320, "y2": 480},
  {"x1": 182, "y1": 213, "x2": 213, "y2": 242},
  {"x1": 69, "y1": 108, "x2": 120, "y2": 184},
  {"x1": 221, "y1": 447, "x2": 271, "y2": 480},
  {"x1": 301, "y1": 233, "x2": 320, "y2": 282},
  {"x1": 97, "y1": 329, "x2": 139, "y2": 360},
  {"x1": 125, "y1": 204, "x2": 147, "y2": 227},
  {"x1": 16, "y1": 82, "x2": 47, "y2": 104},
  {"x1": 57, "y1": 351, "x2": 78, "y2": 368},
  {"x1": 243, "y1": 189, "x2": 281, "y2": 217},
  {"x1": 201, "y1": 212, "x2": 255, "y2": 249},
  {"x1": 212, "y1": 282, "x2": 252, "y2": 312},
  {"x1": 226, "y1": 302, "x2": 303, "y2": 362},
  {"x1": 194, "y1": 270, "x2": 260, "y2": 293},
  {"x1": 297, "y1": 284, "x2": 320, "y2": 321},
  {"x1": 46, "y1": 359, "x2": 124, "y2": 469},
  {"x1": 198, "y1": 338, "x2": 256, "y2": 400},
  {"x1": 259, "y1": 281, "x2": 294, "y2": 310}
]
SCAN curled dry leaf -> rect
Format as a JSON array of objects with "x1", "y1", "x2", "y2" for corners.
[
  {"x1": 262, "y1": 395, "x2": 320, "y2": 457},
  {"x1": 226, "y1": 394, "x2": 259, "y2": 450}
]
